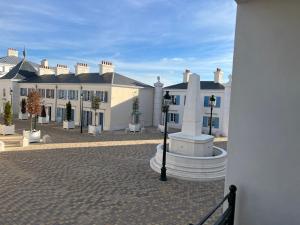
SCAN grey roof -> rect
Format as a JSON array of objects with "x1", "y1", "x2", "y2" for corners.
[
  {"x1": 1, "y1": 60, "x2": 37, "y2": 80},
  {"x1": 165, "y1": 81, "x2": 225, "y2": 90},
  {"x1": 0, "y1": 56, "x2": 39, "y2": 69},
  {"x1": 1, "y1": 59, "x2": 152, "y2": 88}
]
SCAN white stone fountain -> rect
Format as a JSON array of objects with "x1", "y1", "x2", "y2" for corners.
[{"x1": 150, "y1": 73, "x2": 227, "y2": 181}]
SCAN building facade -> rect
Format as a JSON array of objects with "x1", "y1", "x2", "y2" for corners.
[
  {"x1": 0, "y1": 58, "x2": 154, "y2": 131},
  {"x1": 0, "y1": 48, "x2": 231, "y2": 135},
  {"x1": 153, "y1": 69, "x2": 231, "y2": 136}
]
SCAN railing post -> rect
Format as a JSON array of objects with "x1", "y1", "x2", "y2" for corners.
[{"x1": 227, "y1": 185, "x2": 237, "y2": 225}]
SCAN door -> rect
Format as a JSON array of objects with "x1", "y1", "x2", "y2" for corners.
[
  {"x1": 48, "y1": 106, "x2": 52, "y2": 121},
  {"x1": 83, "y1": 110, "x2": 92, "y2": 127},
  {"x1": 99, "y1": 112, "x2": 104, "y2": 130}
]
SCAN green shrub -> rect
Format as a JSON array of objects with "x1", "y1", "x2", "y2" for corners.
[
  {"x1": 66, "y1": 101, "x2": 72, "y2": 121},
  {"x1": 4, "y1": 102, "x2": 13, "y2": 126}
]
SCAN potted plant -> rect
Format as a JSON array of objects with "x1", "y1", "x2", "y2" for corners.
[
  {"x1": 18, "y1": 99, "x2": 28, "y2": 120},
  {"x1": 129, "y1": 97, "x2": 141, "y2": 132},
  {"x1": 0, "y1": 102, "x2": 15, "y2": 135},
  {"x1": 38, "y1": 105, "x2": 49, "y2": 124},
  {"x1": 23, "y1": 91, "x2": 41, "y2": 142},
  {"x1": 63, "y1": 101, "x2": 75, "y2": 129},
  {"x1": 88, "y1": 96, "x2": 101, "y2": 135}
]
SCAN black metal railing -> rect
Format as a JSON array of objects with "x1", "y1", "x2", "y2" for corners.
[{"x1": 190, "y1": 185, "x2": 237, "y2": 225}]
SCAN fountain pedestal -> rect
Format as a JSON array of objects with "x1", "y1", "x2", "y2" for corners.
[
  {"x1": 150, "y1": 73, "x2": 227, "y2": 181},
  {"x1": 169, "y1": 133, "x2": 214, "y2": 157}
]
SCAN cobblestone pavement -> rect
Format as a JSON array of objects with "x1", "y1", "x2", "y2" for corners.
[
  {"x1": 0, "y1": 145, "x2": 225, "y2": 225},
  {"x1": 0, "y1": 118, "x2": 226, "y2": 225}
]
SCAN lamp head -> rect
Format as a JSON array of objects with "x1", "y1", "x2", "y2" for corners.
[{"x1": 163, "y1": 91, "x2": 172, "y2": 106}]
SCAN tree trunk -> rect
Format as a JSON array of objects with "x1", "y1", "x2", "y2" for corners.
[
  {"x1": 34, "y1": 115, "x2": 37, "y2": 130},
  {"x1": 30, "y1": 114, "x2": 33, "y2": 131}
]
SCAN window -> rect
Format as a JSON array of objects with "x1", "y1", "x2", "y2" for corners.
[
  {"x1": 171, "y1": 95, "x2": 180, "y2": 105},
  {"x1": 37, "y1": 89, "x2": 45, "y2": 98},
  {"x1": 20, "y1": 88, "x2": 28, "y2": 96},
  {"x1": 203, "y1": 116, "x2": 219, "y2": 129},
  {"x1": 58, "y1": 90, "x2": 67, "y2": 99},
  {"x1": 204, "y1": 96, "x2": 221, "y2": 108},
  {"x1": 3, "y1": 88, "x2": 6, "y2": 97},
  {"x1": 46, "y1": 89, "x2": 55, "y2": 99},
  {"x1": 28, "y1": 88, "x2": 35, "y2": 94},
  {"x1": 95, "y1": 91, "x2": 108, "y2": 102},
  {"x1": 167, "y1": 113, "x2": 179, "y2": 124},
  {"x1": 68, "y1": 90, "x2": 78, "y2": 100},
  {"x1": 82, "y1": 90, "x2": 93, "y2": 101}
]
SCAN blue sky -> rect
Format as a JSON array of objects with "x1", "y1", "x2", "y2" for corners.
[{"x1": 0, "y1": 0, "x2": 236, "y2": 85}]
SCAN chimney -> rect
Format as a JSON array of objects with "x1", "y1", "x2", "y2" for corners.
[
  {"x1": 38, "y1": 59, "x2": 54, "y2": 75},
  {"x1": 75, "y1": 63, "x2": 89, "y2": 75},
  {"x1": 41, "y1": 59, "x2": 49, "y2": 67},
  {"x1": 214, "y1": 68, "x2": 224, "y2": 83},
  {"x1": 7, "y1": 48, "x2": 18, "y2": 57},
  {"x1": 183, "y1": 69, "x2": 192, "y2": 82},
  {"x1": 56, "y1": 64, "x2": 69, "y2": 75},
  {"x1": 99, "y1": 60, "x2": 114, "y2": 74}
]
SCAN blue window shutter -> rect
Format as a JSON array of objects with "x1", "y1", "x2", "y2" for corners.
[
  {"x1": 214, "y1": 117, "x2": 219, "y2": 128},
  {"x1": 216, "y1": 96, "x2": 221, "y2": 108},
  {"x1": 175, "y1": 114, "x2": 179, "y2": 123},
  {"x1": 167, "y1": 113, "x2": 170, "y2": 122},
  {"x1": 176, "y1": 96, "x2": 180, "y2": 105},
  {"x1": 203, "y1": 116, "x2": 208, "y2": 127},
  {"x1": 204, "y1": 96, "x2": 209, "y2": 107}
]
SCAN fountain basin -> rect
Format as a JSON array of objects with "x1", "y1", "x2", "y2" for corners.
[{"x1": 150, "y1": 144, "x2": 227, "y2": 181}]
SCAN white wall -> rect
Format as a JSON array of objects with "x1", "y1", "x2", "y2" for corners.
[{"x1": 226, "y1": 1, "x2": 300, "y2": 224}]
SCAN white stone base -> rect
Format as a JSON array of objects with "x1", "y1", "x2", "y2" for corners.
[
  {"x1": 158, "y1": 124, "x2": 166, "y2": 133},
  {"x1": 150, "y1": 144, "x2": 227, "y2": 181},
  {"x1": 168, "y1": 132, "x2": 214, "y2": 157},
  {"x1": 23, "y1": 130, "x2": 41, "y2": 143},
  {"x1": 0, "y1": 124, "x2": 15, "y2": 135},
  {"x1": 19, "y1": 113, "x2": 28, "y2": 120},
  {"x1": 129, "y1": 123, "x2": 141, "y2": 132},
  {"x1": 63, "y1": 121, "x2": 75, "y2": 129},
  {"x1": 88, "y1": 125, "x2": 102, "y2": 135},
  {"x1": 38, "y1": 116, "x2": 49, "y2": 124}
]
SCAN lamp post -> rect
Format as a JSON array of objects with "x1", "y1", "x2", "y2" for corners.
[
  {"x1": 80, "y1": 92, "x2": 83, "y2": 133},
  {"x1": 160, "y1": 91, "x2": 172, "y2": 181},
  {"x1": 209, "y1": 95, "x2": 216, "y2": 135}
]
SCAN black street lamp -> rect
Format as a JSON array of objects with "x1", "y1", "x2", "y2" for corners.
[
  {"x1": 209, "y1": 95, "x2": 216, "y2": 135},
  {"x1": 160, "y1": 91, "x2": 172, "y2": 181},
  {"x1": 80, "y1": 92, "x2": 84, "y2": 133}
]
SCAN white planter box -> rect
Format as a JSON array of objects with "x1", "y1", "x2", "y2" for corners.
[
  {"x1": 158, "y1": 124, "x2": 166, "y2": 133},
  {"x1": 0, "y1": 124, "x2": 15, "y2": 135},
  {"x1": 129, "y1": 123, "x2": 141, "y2": 132},
  {"x1": 88, "y1": 125, "x2": 102, "y2": 135},
  {"x1": 63, "y1": 121, "x2": 75, "y2": 129},
  {"x1": 38, "y1": 116, "x2": 49, "y2": 124},
  {"x1": 23, "y1": 130, "x2": 41, "y2": 143},
  {"x1": 18, "y1": 112, "x2": 28, "y2": 120}
]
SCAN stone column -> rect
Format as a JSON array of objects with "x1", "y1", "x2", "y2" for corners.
[
  {"x1": 181, "y1": 73, "x2": 203, "y2": 136},
  {"x1": 222, "y1": 75, "x2": 232, "y2": 137},
  {"x1": 153, "y1": 76, "x2": 163, "y2": 127}
]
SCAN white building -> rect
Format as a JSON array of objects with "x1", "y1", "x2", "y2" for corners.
[
  {"x1": 154, "y1": 69, "x2": 231, "y2": 136},
  {"x1": 0, "y1": 48, "x2": 38, "y2": 77},
  {"x1": 0, "y1": 57, "x2": 154, "y2": 131},
  {"x1": 225, "y1": 0, "x2": 300, "y2": 224}
]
